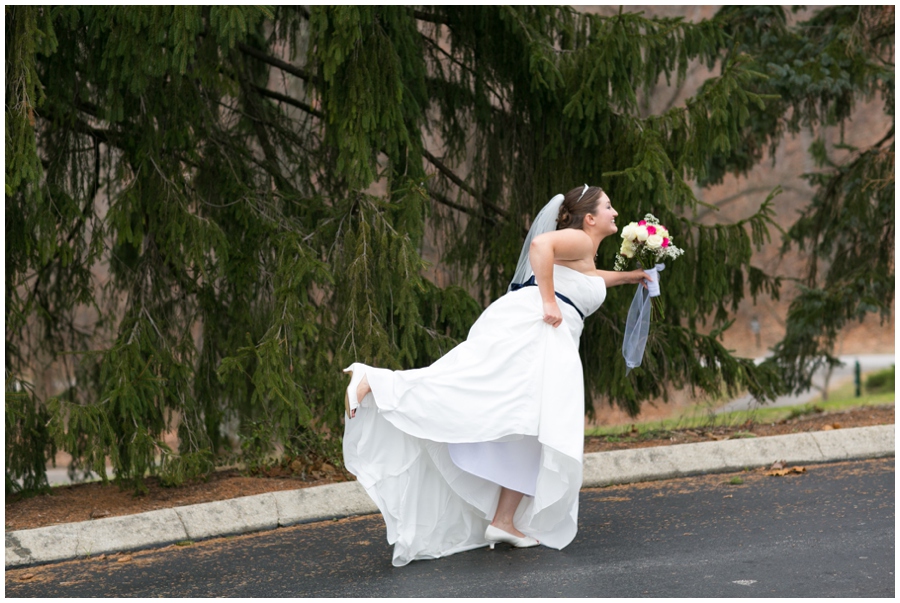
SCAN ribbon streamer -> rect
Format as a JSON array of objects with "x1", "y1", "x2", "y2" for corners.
[{"x1": 622, "y1": 263, "x2": 665, "y2": 374}]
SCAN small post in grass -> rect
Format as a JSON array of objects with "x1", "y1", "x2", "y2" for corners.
[{"x1": 854, "y1": 360, "x2": 861, "y2": 398}]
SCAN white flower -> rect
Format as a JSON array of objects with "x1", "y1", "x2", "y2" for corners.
[
  {"x1": 635, "y1": 225, "x2": 649, "y2": 242},
  {"x1": 646, "y1": 234, "x2": 664, "y2": 249},
  {"x1": 621, "y1": 238, "x2": 635, "y2": 258},
  {"x1": 622, "y1": 223, "x2": 637, "y2": 241}
]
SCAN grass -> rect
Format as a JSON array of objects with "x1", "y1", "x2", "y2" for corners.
[
  {"x1": 811, "y1": 373, "x2": 894, "y2": 408},
  {"x1": 585, "y1": 373, "x2": 894, "y2": 440}
]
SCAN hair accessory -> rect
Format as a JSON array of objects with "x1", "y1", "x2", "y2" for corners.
[{"x1": 575, "y1": 184, "x2": 589, "y2": 203}]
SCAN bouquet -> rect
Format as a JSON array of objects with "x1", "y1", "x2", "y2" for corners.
[
  {"x1": 614, "y1": 214, "x2": 684, "y2": 374},
  {"x1": 614, "y1": 214, "x2": 683, "y2": 297},
  {"x1": 614, "y1": 213, "x2": 684, "y2": 274}
]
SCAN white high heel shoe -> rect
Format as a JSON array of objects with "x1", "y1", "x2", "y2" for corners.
[
  {"x1": 484, "y1": 524, "x2": 540, "y2": 550},
  {"x1": 343, "y1": 363, "x2": 366, "y2": 418}
]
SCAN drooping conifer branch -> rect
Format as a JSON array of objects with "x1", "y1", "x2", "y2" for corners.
[
  {"x1": 252, "y1": 84, "x2": 322, "y2": 119},
  {"x1": 421, "y1": 149, "x2": 508, "y2": 218},
  {"x1": 60, "y1": 114, "x2": 119, "y2": 147},
  {"x1": 234, "y1": 62, "x2": 301, "y2": 195},
  {"x1": 237, "y1": 42, "x2": 312, "y2": 82},
  {"x1": 420, "y1": 33, "x2": 507, "y2": 106},
  {"x1": 412, "y1": 10, "x2": 450, "y2": 25},
  {"x1": 427, "y1": 188, "x2": 496, "y2": 224}
]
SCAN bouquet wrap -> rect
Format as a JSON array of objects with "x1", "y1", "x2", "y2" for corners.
[
  {"x1": 644, "y1": 263, "x2": 663, "y2": 298},
  {"x1": 622, "y1": 264, "x2": 665, "y2": 374},
  {"x1": 616, "y1": 214, "x2": 683, "y2": 372}
]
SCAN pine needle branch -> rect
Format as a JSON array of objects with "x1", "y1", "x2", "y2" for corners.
[
  {"x1": 412, "y1": 10, "x2": 450, "y2": 25},
  {"x1": 428, "y1": 188, "x2": 494, "y2": 223},
  {"x1": 237, "y1": 42, "x2": 312, "y2": 82},
  {"x1": 252, "y1": 84, "x2": 323, "y2": 118},
  {"x1": 421, "y1": 149, "x2": 508, "y2": 218},
  {"x1": 420, "y1": 33, "x2": 507, "y2": 106}
]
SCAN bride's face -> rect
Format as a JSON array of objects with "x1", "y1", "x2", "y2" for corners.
[{"x1": 589, "y1": 193, "x2": 618, "y2": 236}]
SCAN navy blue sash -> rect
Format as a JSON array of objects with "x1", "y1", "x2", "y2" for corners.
[{"x1": 510, "y1": 275, "x2": 585, "y2": 320}]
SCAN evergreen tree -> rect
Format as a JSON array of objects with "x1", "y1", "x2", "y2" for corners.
[
  {"x1": 6, "y1": 6, "x2": 890, "y2": 493},
  {"x1": 720, "y1": 6, "x2": 894, "y2": 391}
]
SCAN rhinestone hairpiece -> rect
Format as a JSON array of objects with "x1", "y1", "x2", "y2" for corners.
[{"x1": 575, "y1": 183, "x2": 589, "y2": 203}]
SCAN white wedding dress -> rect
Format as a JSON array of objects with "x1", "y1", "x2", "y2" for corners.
[{"x1": 342, "y1": 265, "x2": 607, "y2": 566}]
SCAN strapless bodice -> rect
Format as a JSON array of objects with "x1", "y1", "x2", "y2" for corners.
[{"x1": 548, "y1": 265, "x2": 607, "y2": 318}]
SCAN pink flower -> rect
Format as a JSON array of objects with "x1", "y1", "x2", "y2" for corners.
[
  {"x1": 662, "y1": 237, "x2": 669, "y2": 247},
  {"x1": 638, "y1": 220, "x2": 646, "y2": 226},
  {"x1": 646, "y1": 225, "x2": 657, "y2": 235}
]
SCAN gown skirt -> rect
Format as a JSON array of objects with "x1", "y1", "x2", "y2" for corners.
[{"x1": 342, "y1": 266, "x2": 607, "y2": 566}]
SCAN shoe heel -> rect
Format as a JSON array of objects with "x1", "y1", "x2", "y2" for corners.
[
  {"x1": 484, "y1": 524, "x2": 539, "y2": 549},
  {"x1": 489, "y1": 542, "x2": 495, "y2": 551}
]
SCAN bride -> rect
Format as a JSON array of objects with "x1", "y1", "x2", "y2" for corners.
[{"x1": 342, "y1": 185, "x2": 652, "y2": 566}]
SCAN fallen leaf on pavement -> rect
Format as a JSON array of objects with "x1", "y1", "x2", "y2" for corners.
[
  {"x1": 766, "y1": 466, "x2": 807, "y2": 477},
  {"x1": 117, "y1": 555, "x2": 133, "y2": 563},
  {"x1": 19, "y1": 573, "x2": 35, "y2": 581},
  {"x1": 769, "y1": 460, "x2": 786, "y2": 470}
]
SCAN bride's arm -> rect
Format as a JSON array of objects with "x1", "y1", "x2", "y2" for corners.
[
  {"x1": 596, "y1": 269, "x2": 653, "y2": 288},
  {"x1": 529, "y1": 230, "x2": 593, "y2": 327}
]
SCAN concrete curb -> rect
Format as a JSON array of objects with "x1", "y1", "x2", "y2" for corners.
[
  {"x1": 581, "y1": 423, "x2": 894, "y2": 487},
  {"x1": 6, "y1": 424, "x2": 893, "y2": 568}
]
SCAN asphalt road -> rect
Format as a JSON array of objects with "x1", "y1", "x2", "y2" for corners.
[{"x1": 7, "y1": 458, "x2": 894, "y2": 597}]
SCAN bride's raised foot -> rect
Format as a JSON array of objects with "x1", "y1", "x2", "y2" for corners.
[
  {"x1": 343, "y1": 364, "x2": 370, "y2": 419},
  {"x1": 484, "y1": 524, "x2": 540, "y2": 550}
]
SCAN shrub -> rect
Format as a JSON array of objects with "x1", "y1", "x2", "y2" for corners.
[{"x1": 865, "y1": 366, "x2": 895, "y2": 394}]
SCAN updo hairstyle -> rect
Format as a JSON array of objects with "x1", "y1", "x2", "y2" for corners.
[{"x1": 556, "y1": 185, "x2": 604, "y2": 230}]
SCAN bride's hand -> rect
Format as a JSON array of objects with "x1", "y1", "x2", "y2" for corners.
[
  {"x1": 543, "y1": 299, "x2": 563, "y2": 328},
  {"x1": 633, "y1": 269, "x2": 654, "y2": 289}
]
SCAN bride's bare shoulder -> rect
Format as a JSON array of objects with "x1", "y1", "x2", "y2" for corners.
[{"x1": 533, "y1": 228, "x2": 592, "y2": 247}]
